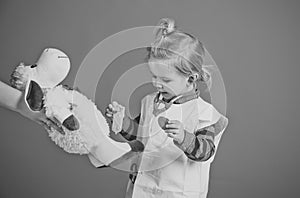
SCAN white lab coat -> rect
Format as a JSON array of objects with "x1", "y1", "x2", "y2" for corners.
[{"x1": 125, "y1": 92, "x2": 228, "y2": 198}]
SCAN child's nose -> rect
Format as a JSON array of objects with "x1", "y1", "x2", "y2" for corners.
[{"x1": 152, "y1": 78, "x2": 163, "y2": 89}]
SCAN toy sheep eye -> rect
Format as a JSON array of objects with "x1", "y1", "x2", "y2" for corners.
[{"x1": 30, "y1": 64, "x2": 37, "y2": 68}]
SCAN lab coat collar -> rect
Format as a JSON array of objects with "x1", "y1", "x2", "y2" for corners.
[
  {"x1": 153, "y1": 84, "x2": 200, "y2": 116},
  {"x1": 155, "y1": 84, "x2": 200, "y2": 105}
]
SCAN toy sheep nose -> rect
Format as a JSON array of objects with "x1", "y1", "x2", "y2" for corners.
[{"x1": 62, "y1": 115, "x2": 80, "y2": 131}]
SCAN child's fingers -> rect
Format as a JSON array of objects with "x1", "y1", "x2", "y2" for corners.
[
  {"x1": 106, "y1": 106, "x2": 112, "y2": 113},
  {"x1": 167, "y1": 132, "x2": 176, "y2": 139},
  {"x1": 105, "y1": 112, "x2": 113, "y2": 117},
  {"x1": 108, "y1": 104, "x2": 115, "y2": 111},
  {"x1": 165, "y1": 123, "x2": 178, "y2": 129},
  {"x1": 167, "y1": 120, "x2": 180, "y2": 124},
  {"x1": 106, "y1": 107, "x2": 117, "y2": 114},
  {"x1": 164, "y1": 129, "x2": 177, "y2": 135},
  {"x1": 105, "y1": 101, "x2": 123, "y2": 119},
  {"x1": 108, "y1": 103, "x2": 119, "y2": 113},
  {"x1": 105, "y1": 108, "x2": 113, "y2": 117}
]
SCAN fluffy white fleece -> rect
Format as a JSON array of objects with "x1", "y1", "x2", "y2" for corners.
[{"x1": 43, "y1": 85, "x2": 110, "y2": 155}]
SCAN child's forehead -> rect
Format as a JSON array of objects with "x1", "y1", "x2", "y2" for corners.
[{"x1": 148, "y1": 59, "x2": 176, "y2": 75}]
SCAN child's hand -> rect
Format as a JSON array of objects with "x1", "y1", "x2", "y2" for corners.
[
  {"x1": 105, "y1": 101, "x2": 126, "y2": 133},
  {"x1": 163, "y1": 119, "x2": 185, "y2": 144}
]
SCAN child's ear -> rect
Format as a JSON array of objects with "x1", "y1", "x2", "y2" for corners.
[
  {"x1": 25, "y1": 80, "x2": 44, "y2": 111},
  {"x1": 188, "y1": 73, "x2": 199, "y2": 83}
]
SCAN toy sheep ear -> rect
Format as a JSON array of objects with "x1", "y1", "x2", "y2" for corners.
[{"x1": 25, "y1": 80, "x2": 44, "y2": 111}]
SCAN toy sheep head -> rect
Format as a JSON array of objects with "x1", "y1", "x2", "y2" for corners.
[
  {"x1": 10, "y1": 48, "x2": 70, "y2": 90},
  {"x1": 10, "y1": 48, "x2": 79, "y2": 131}
]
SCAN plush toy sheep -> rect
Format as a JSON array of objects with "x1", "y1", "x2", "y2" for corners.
[{"x1": 10, "y1": 48, "x2": 144, "y2": 166}]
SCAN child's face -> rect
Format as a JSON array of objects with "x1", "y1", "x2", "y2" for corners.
[{"x1": 148, "y1": 60, "x2": 193, "y2": 99}]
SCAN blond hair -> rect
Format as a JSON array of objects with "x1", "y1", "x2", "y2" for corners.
[{"x1": 147, "y1": 18, "x2": 210, "y2": 84}]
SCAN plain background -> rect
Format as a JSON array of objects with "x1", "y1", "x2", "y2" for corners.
[{"x1": 0, "y1": 0, "x2": 299, "y2": 197}]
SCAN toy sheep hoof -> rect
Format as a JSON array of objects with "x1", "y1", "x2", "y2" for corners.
[{"x1": 62, "y1": 115, "x2": 80, "y2": 131}]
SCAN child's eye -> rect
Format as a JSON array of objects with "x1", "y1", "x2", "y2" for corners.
[{"x1": 162, "y1": 79, "x2": 171, "y2": 83}]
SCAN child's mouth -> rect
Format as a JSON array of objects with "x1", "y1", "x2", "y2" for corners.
[
  {"x1": 158, "y1": 90, "x2": 173, "y2": 98},
  {"x1": 160, "y1": 91, "x2": 174, "y2": 99}
]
